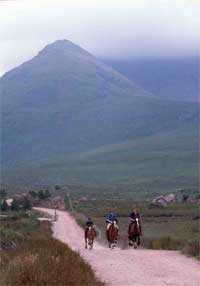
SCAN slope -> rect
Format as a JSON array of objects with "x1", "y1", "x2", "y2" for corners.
[{"x1": 0, "y1": 40, "x2": 198, "y2": 193}]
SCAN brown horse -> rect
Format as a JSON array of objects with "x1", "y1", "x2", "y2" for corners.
[
  {"x1": 107, "y1": 221, "x2": 118, "y2": 249},
  {"x1": 85, "y1": 226, "x2": 96, "y2": 250},
  {"x1": 128, "y1": 218, "x2": 142, "y2": 248}
]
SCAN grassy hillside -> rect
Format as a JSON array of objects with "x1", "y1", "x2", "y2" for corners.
[
  {"x1": 103, "y1": 58, "x2": 198, "y2": 102},
  {"x1": 4, "y1": 118, "x2": 198, "y2": 198},
  {"x1": 1, "y1": 40, "x2": 199, "y2": 195}
]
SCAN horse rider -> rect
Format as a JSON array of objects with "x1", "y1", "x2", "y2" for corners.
[
  {"x1": 128, "y1": 208, "x2": 142, "y2": 233},
  {"x1": 85, "y1": 217, "x2": 95, "y2": 237},
  {"x1": 106, "y1": 211, "x2": 119, "y2": 232}
]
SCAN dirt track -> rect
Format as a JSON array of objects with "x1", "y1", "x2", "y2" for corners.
[{"x1": 34, "y1": 208, "x2": 200, "y2": 286}]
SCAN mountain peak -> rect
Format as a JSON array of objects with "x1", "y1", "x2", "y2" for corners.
[
  {"x1": 45, "y1": 39, "x2": 80, "y2": 49},
  {"x1": 38, "y1": 39, "x2": 91, "y2": 57}
]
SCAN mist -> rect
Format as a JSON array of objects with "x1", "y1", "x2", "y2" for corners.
[{"x1": 0, "y1": 0, "x2": 199, "y2": 75}]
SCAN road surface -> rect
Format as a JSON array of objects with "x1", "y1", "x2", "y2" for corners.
[{"x1": 34, "y1": 208, "x2": 200, "y2": 286}]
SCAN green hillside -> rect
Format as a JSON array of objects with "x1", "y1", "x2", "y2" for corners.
[
  {"x1": 1, "y1": 40, "x2": 198, "y2": 196},
  {"x1": 4, "y1": 118, "x2": 198, "y2": 198}
]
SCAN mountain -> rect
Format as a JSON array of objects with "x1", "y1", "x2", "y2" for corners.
[
  {"x1": 103, "y1": 58, "x2": 198, "y2": 102},
  {"x1": 1, "y1": 40, "x2": 198, "y2": 196}
]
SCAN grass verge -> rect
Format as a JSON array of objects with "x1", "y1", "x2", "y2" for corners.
[{"x1": 0, "y1": 210, "x2": 104, "y2": 286}]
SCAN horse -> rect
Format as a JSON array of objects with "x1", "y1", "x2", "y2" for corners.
[
  {"x1": 128, "y1": 218, "x2": 142, "y2": 249},
  {"x1": 107, "y1": 221, "x2": 118, "y2": 249},
  {"x1": 85, "y1": 226, "x2": 96, "y2": 250}
]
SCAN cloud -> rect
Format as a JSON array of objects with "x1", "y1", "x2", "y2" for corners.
[{"x1": 0, "y1": 0, "x2": 199, "y2": 75}]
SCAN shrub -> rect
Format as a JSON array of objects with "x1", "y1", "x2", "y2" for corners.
[
  {"x1": 29, "y1": 190, "x2": 37, "y2": 198},
  {"x1": 44, "y1": 189, "x2": 51, "y2": 198},
  {"x1": 21, "y1": 197, "x2": 31, "y2": 209},
  {"x1": 0, "y1": 200, "x2": 9, "y2": 211},
  {"x1": 38, "y1": 190, "x2": 45, "y2": 200},
  {"x1": 11, "y1": 199, "x2": 19, "y2": 211},
  {"x1": 0, "y1": 228, "x2": 24, "y2": 249},
  {"x1": 54, "y1": 185, "x2": 61, "y2": 190},
  {"x1": 182, "y1": 241, "x2": 200, "y2": 259},
  {"x1": 144, "y1": 236, "x2": 184, "y2": 250}
]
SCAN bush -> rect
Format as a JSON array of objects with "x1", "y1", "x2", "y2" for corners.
[
  {"x1": 22, "y1": 197, "x2": 31, "y2": 209},
  {"x1": 44, "y1": 189, "x2": 51, "y2": 198},
  {"x1": 0, "y1": 228, "x2": 24, "y2": 249},
  {"x1": 182, "y1": 241, "x2": 200, "y2": 259},
  {"x1": 38, "y1": 190, "x2": 45, "y2": 200},
  {"x1": 11, "y1": 199, "x2": 19, "y2": 211},
  {"x1": 0, "y1": 200, "x2": 9, "y2": 211},
  {"x1": 144, "y1": 236, "x2": 184, "y2": 250},
  {"x1": 29, "y1": 190, "x2": 37, "y2": 198},
  {"x1": 54, "y1": 185, "x2": 61, "y2": 190}
]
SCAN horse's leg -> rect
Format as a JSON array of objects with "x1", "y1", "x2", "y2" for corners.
[
  {"x1": 137, "y1": 235, "x2": 141, "y2": 246},
  {"x1": 129, "y1": 236, "x2": 133, "y2": 246},
  {"x1": 89, "y1": 239, "x2": 93, "y2": 250},
  {"x1": 133, "y1": 235, "x2": 137, "y2": 249},
  {"x1": 90, "y1": 239, "x2": 93, "y2": 250},
  {"x1": 110, "y1": 239, "x2": 114, "y2": 249},
  {"x1": 85, "y1": 238, "x2": 88, "y2": 249},
  {"x1": 129, "y1": 240, "x2": 133, "y2": 246}
]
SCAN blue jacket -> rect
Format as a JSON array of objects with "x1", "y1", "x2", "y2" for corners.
[{"x1": 106, "y1": 214, "x2": 118, "y2": 223}]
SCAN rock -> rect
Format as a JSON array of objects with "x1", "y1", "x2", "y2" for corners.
[
  {"x1": 151, "y1": 196, "x2": 168, "y2": 208},
  {"x1": 163, "y1": 193, "x2": 175, "y2": 203},
  {"x1": 5, "y1": 198, "x2": 14, "y2": 207},
  {"x1": 151, "y1": 193, "x2": 176, "y2": 208}
]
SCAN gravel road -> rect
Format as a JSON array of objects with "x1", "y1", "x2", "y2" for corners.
[{"x1": 34, "y1": 208, "x2": 200, "y2": 286}]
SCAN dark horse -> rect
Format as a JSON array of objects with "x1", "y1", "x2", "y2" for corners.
[
  {"x1": 85, "y1": 226, "x2": 96, "y2": 250},
  {"x1": 128, "y1": 218, "x2": 142, "y2": 248},
  {"x1": 107, "y1": 222, "x2": 118, "y2": 249}
]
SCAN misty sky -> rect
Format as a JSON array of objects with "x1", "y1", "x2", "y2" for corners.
[{"x1": 0, "y1": 0, "x2": 199, "y2": 75}]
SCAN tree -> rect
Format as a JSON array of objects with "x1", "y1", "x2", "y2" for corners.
[
  {"x1": 55, "y1": 185, "x2": 61, "y2": 190},
  {"x1": 29, "y1": 190, "x2": 37, "y2": 198},
  {"x1": 11, "y1": 199, "x2": 19, "y2": 211},
  {"x1": 0, "y1": 200, "x2": 9, "y2": 211},
  {"x1": 22, "y1": 197, "x2": 31, "y2": 209},
  {"x1": 44, "y1": 189, "x2": 51, "y2": 198},
  {"x1": 38, "y1": 190, "x2": 45, "y2": 200}
]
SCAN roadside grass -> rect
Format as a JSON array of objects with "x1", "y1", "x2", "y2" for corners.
[
  {"x1": 0, "y1": 210, "x2": 105, "y2": 286},
  {"x1": 72, "y1": 199, "x2": 200, "y2": 258},
  {"x1": 0, "y1": 210, "x2": 39, "y2": 250}
]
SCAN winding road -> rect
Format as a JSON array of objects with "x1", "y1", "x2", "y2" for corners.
[{"x1": 34, "y1": 208, "x2": 200, "y2": 286}]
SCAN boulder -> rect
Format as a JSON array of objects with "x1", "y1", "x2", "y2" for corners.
[
  {"x1": 163, "y1": 193, "x2": 175, "y2": 203},
  {"x1": 151, "y1": 196, "x2": 168, "y2": 208}
]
